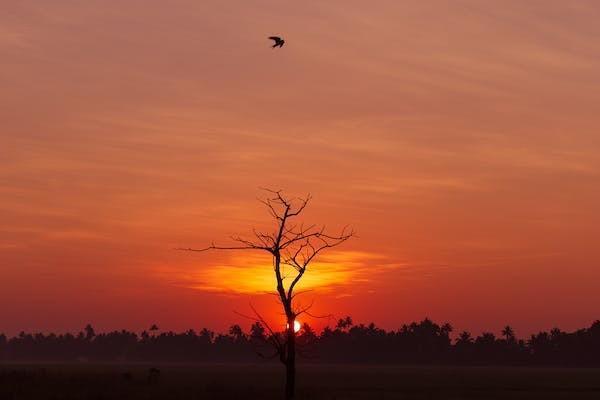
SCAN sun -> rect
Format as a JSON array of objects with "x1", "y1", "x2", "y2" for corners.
[{"x1": 287, "y1": 320, "x2": 301, "y2": 333}]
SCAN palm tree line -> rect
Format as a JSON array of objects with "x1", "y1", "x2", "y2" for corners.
[{"x1": 1, "y1": 318, "x2": 599, "y2": 366}]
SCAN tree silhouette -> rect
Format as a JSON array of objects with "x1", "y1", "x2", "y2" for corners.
[
  {"x1": 2, "y1": 319, "x2": 600, "y2": 366},
  {"x1": 228, "y1": 324, "x2": 246, "y2": 343},
  {"x1": 336, "y1": 316, "x2": 353, "y2": 332},
  {"x1": 178, "y1": 189, "x2": 353, "y2": 399},
  {"x1": 84, "y1": 324, "x2": 95, "y2": 341},
  {"x1": 457, "y1": 331, "x2": 473, "y2": 345},
  {"x1": 502, "y1": 325, "x2": 515, "y2": 343}
]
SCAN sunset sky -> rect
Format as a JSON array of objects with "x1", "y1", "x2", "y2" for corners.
[{"x1": 2, "y1": 0, "x2": 600, "y2": 337}]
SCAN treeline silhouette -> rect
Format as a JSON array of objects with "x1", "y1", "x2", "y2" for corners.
[{"x1": 1, "y1": 318, "x2": 599, "y2": 366}]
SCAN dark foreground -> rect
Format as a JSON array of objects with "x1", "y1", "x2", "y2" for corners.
[{"x1": 1, "y1": 364, "x2": 600, "y2": 399}]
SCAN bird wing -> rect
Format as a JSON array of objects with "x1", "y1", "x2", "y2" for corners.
[{"x1": 268, "y1": 36, "x2": 281, "y2": 42}]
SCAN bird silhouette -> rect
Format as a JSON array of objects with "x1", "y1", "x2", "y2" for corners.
[{"x1": 268, "y1": 36, "x2": 285, "y2": 48}]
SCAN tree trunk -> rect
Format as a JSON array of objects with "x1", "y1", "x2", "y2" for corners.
[{"x1": 284, "y1": 321, "x2": 296, "y2": 399}]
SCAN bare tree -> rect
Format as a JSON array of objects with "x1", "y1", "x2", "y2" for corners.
[{"x1": 178, "y1": 189, "x2": 353, "y2": 399}]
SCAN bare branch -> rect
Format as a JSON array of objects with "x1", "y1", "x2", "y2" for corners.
[
  {"x1": 287, "y1": 194, "x2": 312, "y2": 217},
  {"x1": 287, "y1": 267, "x2": 306, "y2": 302},
  {"x1": 295, "y1": 299, "x2": 315, "y2": 316},
  {"x1": 280, "y1": 225, "x2": 354, "y2": 250},
  {"x1": 282, "y1": 226, "x2": 354, "y2": 301},
  {"x1": 175, "y1": 244, "x2": 267, "y2": 252},
  {"x1": 258, "y1": 197, "x2": 282, "y2": 221},
  {"x1": 249, "y1": 303, "x2": 280, "y2": 340},
  {"x1": 235, "y1": 303, "x2": 284, "y2": 353},
  {"x1": 303, "y1": 310, "x2": 334, "y2": 319},
  {"x1": 290, "y1": 289, "x2": 314, "y2": 300}
]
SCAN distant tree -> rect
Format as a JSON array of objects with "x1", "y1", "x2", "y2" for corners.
[
  {"x1": 250, "y1": 322, "x2": 267, "y2": 342},
  {"x1": 84, "y1": 324, "x2": 95, "y2": 341},
  {"x1": 178, "y1": 189, "x2": 353, "y2": 399},
  {"x1": 477, "y1": 332, "x2": 497, "y2": 346},
  {"x1": 228, "y1": 325, "x2": 246, "y2": 343},
  {"x1": 296, "y1": 323, "x2": 319, "y2": 359},
  {"x1": 336, "y1": 316, "x2": 353, "y2": 332},
  {"x1": 199, "y1": 328, "x2": 214, "y2": 344},
  {"x1": 502, "y1": 325, "x2": 515, "y2": 343},
  {"x1": 456, "y1": 331, "x2": 473, "y2": 345},
  {"x1": 550, "y1": 327, "x2": 563, "y2": 340},
  {"x1": 299, "y1": 323, "x2": 317, "y2": 341},
  {"x1": 441, "y1": 323, "x2": 453, "y2": 336},
  {"x1": 454, "y1": 330, "x2": 474, "y2": 362},
  {"x1": 4, "y1": 318, "x2": 600, "y2": 366}
]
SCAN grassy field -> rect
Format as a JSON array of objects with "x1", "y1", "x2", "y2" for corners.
[{"x1": 1, "y1": 363, "x2": 599, "y2": 399}]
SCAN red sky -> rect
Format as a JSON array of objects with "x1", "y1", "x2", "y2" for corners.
[{"x1": 1, "y1": 0, "x2": 600, "y2": 337}]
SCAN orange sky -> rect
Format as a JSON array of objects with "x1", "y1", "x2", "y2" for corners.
[{"x1": 2, "y1": 0, "x2": 600, "y2": 337}]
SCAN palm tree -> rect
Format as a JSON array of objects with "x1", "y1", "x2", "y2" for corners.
[
  {"x1": 456, "y1": 331, "x2": 473, "y2": 345},
  {"x1": 502, "y1": 325, "x2": 515, "y2": 343}
]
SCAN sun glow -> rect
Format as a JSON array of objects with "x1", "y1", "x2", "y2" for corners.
[
  {"x1": 287, "y1": 320, "x2": 301, "y2": 333},
  {"x1": 168, "y1": 251, "x2": 388, "y2": 294}
]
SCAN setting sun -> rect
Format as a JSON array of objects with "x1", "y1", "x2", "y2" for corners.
[{"x1": 287, "y1": 320, "x2": 301, "y2": 333}]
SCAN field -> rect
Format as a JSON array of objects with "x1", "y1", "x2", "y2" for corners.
[{"x1": 1, "y1": 363, "x2": 599, "y2": 399}]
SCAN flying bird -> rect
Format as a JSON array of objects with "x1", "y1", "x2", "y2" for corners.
[{"x1": 268, "y1": 36, "x2": 285, "y2": 48}]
